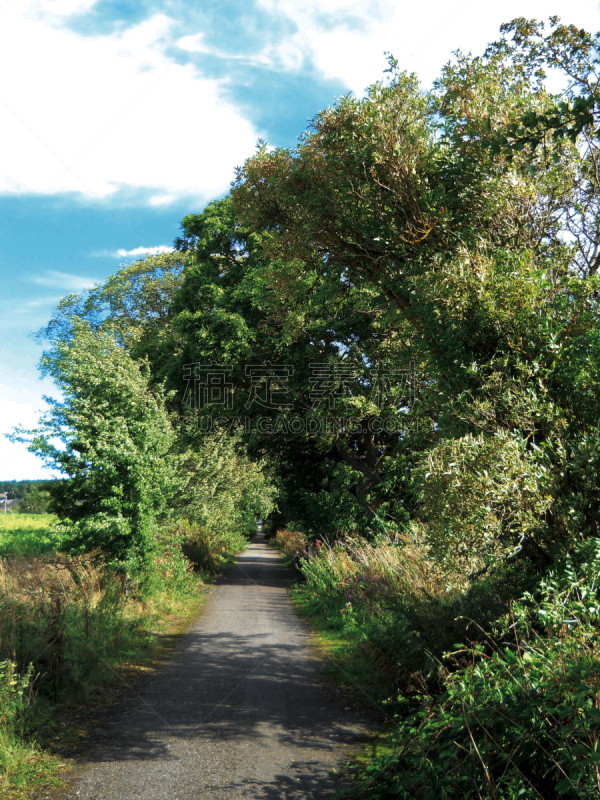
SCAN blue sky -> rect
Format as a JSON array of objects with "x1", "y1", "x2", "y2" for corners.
[{"x1": 2, "y1": 0, "x2": 600, "y2": 480}]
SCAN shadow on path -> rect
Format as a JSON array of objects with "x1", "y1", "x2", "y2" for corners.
[{"x1": 62, "y1": 532, "x2": 369, "y2": 800}]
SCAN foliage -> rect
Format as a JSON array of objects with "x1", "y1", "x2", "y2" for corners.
[
  {"x1": 0, "y1": 540, "x2": 207, "y2": 799},
  {"x1": 292, "y1": 534, "x2": 600, "y2": 798},
  {"x1": 0, "y1": 480, "x2": 64, "y2": 503},
  {"x1": 10, "y1": 14, "x2": 600, "y2": 797},
  {"x1": 272, "y1": 529, "x2": 309, "y2": 563},
  {"x1": 483, "y1": 18, "x2": 600, "y2": 161},
  {"x1": 38, "y1": 252, "x2": 187, "y2": 371},
  {"x1": 0, "y1": 661, "x2": 33, "y2": 734},
  {"x1": 177, "y1": 520, "x2": 247, "y2": 573},
  {"x1": 170, "y1": 196, "x2": 420, "y2": 537},
  {"x1": 229, "y1": 21, "x2": 600, "y2": 566},
  {"x1": 18, "y1": 487, "x2": 51, "y2": 515},
  {"x1": 343, "y1": 542, "x2": 600, "y2": 799},
  {"x1": 11, "y1": 324, "x2": 176, "y2": 582},
  {"x1": 420, "y1": 430, "x2": 553, "y2": 569},
  {"x1": 175, "y1": 428, "x2": 277, "y2": 539}
]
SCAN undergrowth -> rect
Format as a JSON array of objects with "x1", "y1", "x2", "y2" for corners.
[
  {"x1": 282, "y1": 532, "x2": 600, "y2": 798},
  {"x1": 0, "y1": 521, "x2": 250, "y2": 799}
]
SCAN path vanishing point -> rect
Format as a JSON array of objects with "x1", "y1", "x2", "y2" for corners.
[{"x1": 62, "y1": 530, "x2": 368, "y2": 799}]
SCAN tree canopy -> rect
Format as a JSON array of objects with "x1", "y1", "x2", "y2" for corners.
[{"x1": 20, "y1": 14, "x2": 600, "y2": 574}]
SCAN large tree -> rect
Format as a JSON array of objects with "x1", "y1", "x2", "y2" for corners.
[{"x1": 228, "y1": 41, "x2": 600, "y2": 566}]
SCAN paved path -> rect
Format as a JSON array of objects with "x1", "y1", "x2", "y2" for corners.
[{"x1": 63, "y1": 532, "x2": 367, "y2": 799}]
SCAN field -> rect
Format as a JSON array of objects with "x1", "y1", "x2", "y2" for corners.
[{"x1": 0, "y1": 514, "x2": 64, "y2": 555}]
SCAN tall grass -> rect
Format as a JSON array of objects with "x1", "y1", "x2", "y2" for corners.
[
  {"x1": 0, "y1": 528, "x2": 207, "y2": 799},
  {"x1": 280, "y1": 532, "x2": 466, "y2": 690},
  {"x1": 177, "y1": 520, "x2": 252, "y2": 573},
  {"x1": 291, "y1": 532, "x2": 600, "y2": 798}
]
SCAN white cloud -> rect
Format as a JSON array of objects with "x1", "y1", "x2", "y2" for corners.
[
  {"x1": 0, "y1": 3, "x2": 262, "y2": 203},
  {"x1": 0, "y1": 378, "x2": 61, "y2": 481},
  {"x1": 16, "y1": 296, "x2": 65, "y2": 311},
  {"x1": 30, "y1": 271, "x2": 99, "y2": 291},
  {"x1": 3, "y1": 1, "x2": 595, "y2": 212},
  {"x1": 113, "y1": 245, "x2": 173, "y2": 258},
  {"x1": 256, "y1": 0, "x2": 600, "y2": 96}
]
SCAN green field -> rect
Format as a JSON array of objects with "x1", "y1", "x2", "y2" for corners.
[{"x1": 0, "y1": 513, "x2": 65, "y2": 555}]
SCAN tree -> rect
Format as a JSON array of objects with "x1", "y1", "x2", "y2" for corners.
[
  {"x1": 18, "y1": 486, "x2": 51, "y2": 514},
  {"x1": 36, "y1": 251, "x2": 279, "y2": 554},
  {"x1": 169, "y1": 197, "x2": 420, "y2": 536},
  {"x1": 230, "y1": 42, "x2": 600, "y2": 566},
  {"x1": 38, "y1": 251, "x2": 187, "y2": 386},
  {"x1": 12, "y1": 323, "x2": 176, "y2": 580}
]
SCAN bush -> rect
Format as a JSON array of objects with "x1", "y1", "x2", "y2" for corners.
[
  {"x1": 176, "y1": 520, "x2": 249, "y2": 574},
  {"x1": 344, "y1": 541, "x2": 600, "y2": 798},
  {"x1": 0, "y1": 661, "x2": 33, "y2": 735},
  {"x1": 272, "y1": 529, "x2": 309, "y2": 563}
]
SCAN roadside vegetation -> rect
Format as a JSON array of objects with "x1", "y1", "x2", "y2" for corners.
[
  {"x1": 4, "y1": 14, "x2": 600, "y2": 798},
  {"x1": 0, "y1": 514, "x2": 63, "y2": 556},
  {"x1": 0, "y1": 515, "x2": 259, "y2": 798},
  {"x1": 281, "y1": 535, "x2": 600, "y2": 798}
]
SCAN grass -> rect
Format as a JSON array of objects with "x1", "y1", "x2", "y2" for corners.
[
  {"x1": 0, "y1": 522, "x2": 253, "y2": 800},
  {"x1": 0, "y1": 590, "x2": 210, "y2": 800},
  {"x1": 281, "y1": 534, "x2": 600, "y2": 798},
  {"x1": 0, "y1": 514, "x2": 65, "y2": 556},
  {"x1": 291, "y1": 586, "x2": 399, "y2": 717}
]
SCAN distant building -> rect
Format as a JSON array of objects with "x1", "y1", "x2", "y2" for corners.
[{"x1": 0, "y1": 493, "x2": 22, "y2": 512}]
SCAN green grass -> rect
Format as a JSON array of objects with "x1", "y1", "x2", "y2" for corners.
[
  {"x1": 0, "y1": 524, "x2": 254, "y2": 799},
  {"x1": 290, "y1": 585, "x2": 398, "y2": 715},
  {"x1": 0, "y1": 553, "x2": 211, "y2": 799},
  {"x1": 0, "y1": 514, "x2": 66, "y2": 555}
]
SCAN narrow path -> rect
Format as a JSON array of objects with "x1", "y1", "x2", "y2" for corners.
[{"x1": 64, "y1": 532, "x2": 367, "y2": 799}]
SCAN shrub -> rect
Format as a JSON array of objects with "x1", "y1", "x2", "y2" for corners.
[
  {"x1": 272, "y1": 529, "x2": 309, "y2": 563},
  {"x1": 176, "y1": 520, "x2": 249, "y2": 574},
  {"x1": 347, "y1": 541, "x2": 600, "y2": 798},
  {"x1": 0, "y1": 661, "x2": 33, "y2": 734}
]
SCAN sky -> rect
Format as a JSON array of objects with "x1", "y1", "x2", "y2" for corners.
[{"x1": 1, "y1": 0, "x2": 600, "y2": 480}]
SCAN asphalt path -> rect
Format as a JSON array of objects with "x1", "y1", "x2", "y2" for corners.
[{"x1": 63, "y1": 531, "x2": 367, "y2": 799}]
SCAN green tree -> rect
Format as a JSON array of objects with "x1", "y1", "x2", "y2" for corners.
[
  {"x1": 230, "y1": 42, "x2": 600, "y2": 565},
  {"x1": 36, "y1": 250, "x2": 279, "y2": 553},
  {"x1": 18, "y1": 486, "x2": 51, "y2": 514},
  {"x1": 38, "y1": 251, "x2": 187, "y2": 386},
  {"x1": 170, "y1": 197, "x2": 419, "y2": 536},
  {"x1": 12, "y1": 324, "x2": 176, "y2": 581}
]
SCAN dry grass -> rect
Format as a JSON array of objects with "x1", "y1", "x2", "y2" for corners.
[
  {"x1": 291, "y1": 530, "x2": 486, "y2": 696},
  {"x1": 272, "y1": 529, "x2": 310, "y2": 562},
  {"x1": 0, "y1": 553, "x2": 117, "y2": 688},
  {"x1": 324, "y1": 533, "x2": 438, "y2": 593},
  {"x1": 295, "y1": 529, "x2": 454, "y2": 603},
  {"x1": 0, "y1": 543, "x2": 206, "y2": 799},
  {"x1": 0, "y1": 552, "x2": 102, "y2": 603}
]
